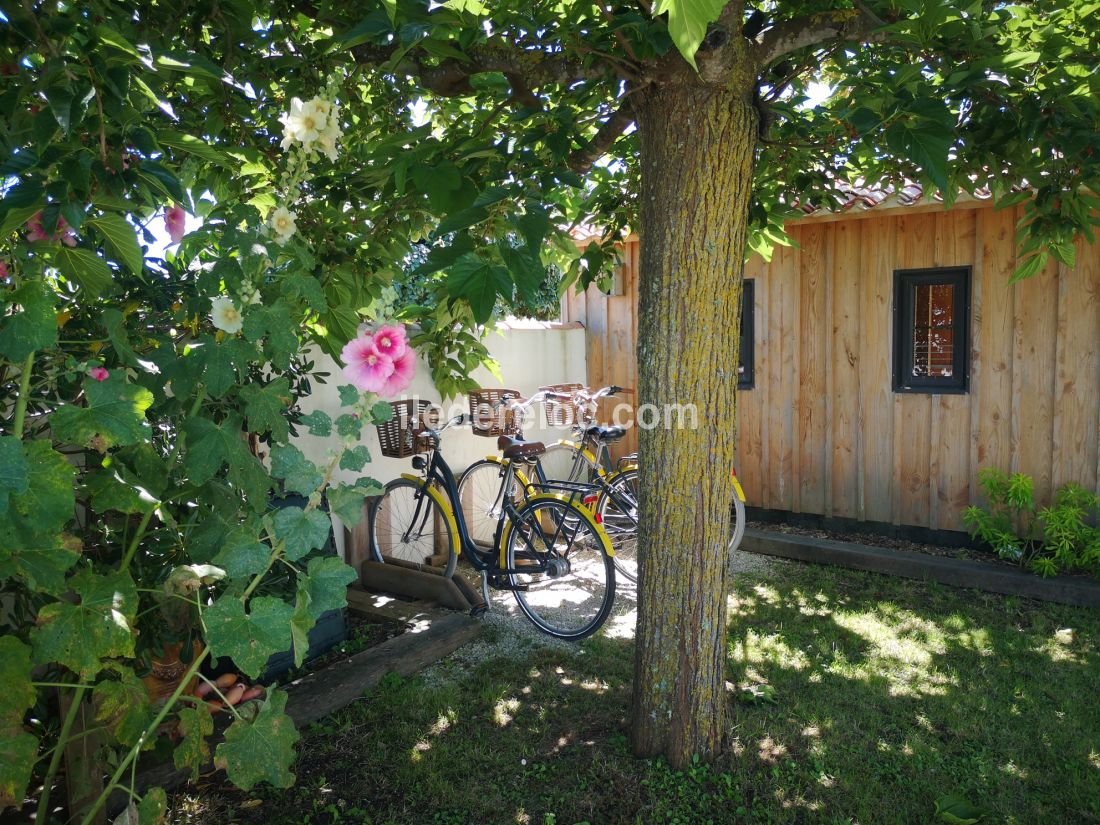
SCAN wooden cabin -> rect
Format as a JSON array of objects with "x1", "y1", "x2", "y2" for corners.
[{"x1": 561, "y1": 189, "x2": 1100, "y2": 536}]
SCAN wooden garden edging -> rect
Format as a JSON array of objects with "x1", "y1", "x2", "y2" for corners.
[{"x1": 740, "y1": 528, "x2": 1100, "y2": 609}]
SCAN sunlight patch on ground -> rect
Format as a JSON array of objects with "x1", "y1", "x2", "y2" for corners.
[{"x1": 493, "y1": 697, "x2": 521, "y2": 726}]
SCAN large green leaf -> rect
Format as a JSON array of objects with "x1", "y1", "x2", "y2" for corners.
[
  {"x1": 327, "y1": 479, "x2": 382, "y2": 529},
  {"x1": 239, "y1": 377, "x2": 292, "y2": 442},
  {"x1": 270, "y1": 444, "x2": 323, "y2": 496},
  {"x1": 203, "y1": 596, "x2": 294, "y2": 679},
  {"x1": 298, "y1": 410, "x2": 332, "y2": 437},
  {"x1": 94, "y1": 671, "x2": 155, "y2": 748},
  {"x1": 651, "y1": 0, "x2": 729, "y2": 69},
  {"x1": 0, "y1": 279, "x2": 57, "y2": 361},
  {"x1": 300, "y1": 556, "x2": 357, "y2": 620},
  {"x1": 184, "y1": 415, "x2": 271, "y2": 505},
  {"x1": 53, "y1": 246, "x2": 113, "y2": 296},
  {"x1": 87, "y1": 214, "x2": 143, "y2": 275},
  {"x1": 51, "y1": 373, "x2": 153, "y2": 449},
  {"x1": 212, "y1": 524, "x2": 271, "y2": 578},
  {"x1": 0, "y1": 436, "x2": 29, "y2": 511},
  {"x1": 271, "y1": 506, "x2": 331, "y2": 561},
  {"x1": 214, "y1": 690, "x2": 299, "y2": 790},
  {"x1": 0, "y1": 637, "x2": 36, "y2": 729},
  {"x1": 175, "y1": 703, "x2": 214, "y2": 780},
  {"x1": 0, "y1": 730, "x2": 38, "y2": 809},
  {"x1": 447, "y1": 253, "x2": 511, "y2": 324},
  {"x1": 31, "y1": 568, "x2": 138, "y2": 678}
]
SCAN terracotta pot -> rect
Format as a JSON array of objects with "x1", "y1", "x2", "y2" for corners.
[{"x1": 142, "y1": 640, "x2": 204, "y2": 703}]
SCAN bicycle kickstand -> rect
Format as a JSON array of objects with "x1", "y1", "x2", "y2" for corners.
[{"x1": 472, "y1": 570, "x2": 490, "y2": 617}]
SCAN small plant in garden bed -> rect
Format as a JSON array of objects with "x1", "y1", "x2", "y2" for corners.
[{"x1": 963, "y1": 468, "x2": 1100, "y2": 578}]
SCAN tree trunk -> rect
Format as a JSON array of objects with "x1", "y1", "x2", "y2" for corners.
[{"x1": 630, "y1": 78, "x2": 757, "y2": 767}]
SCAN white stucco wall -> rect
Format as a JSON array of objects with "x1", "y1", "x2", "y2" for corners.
[{"x1": 292, "y1": 323, "x2": 587, "y2": 556}]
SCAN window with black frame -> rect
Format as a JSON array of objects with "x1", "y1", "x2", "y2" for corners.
[
  {"x1": 892, "y1": 267, "x2": 970, "y2": 393},
  {"x1": 738, "y1": 278, "x2": 755, "y2": 389}
]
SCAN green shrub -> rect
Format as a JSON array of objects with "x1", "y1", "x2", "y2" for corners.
[{"x1": 963, "y1": 468, "x2": 1100, "y2": 578}]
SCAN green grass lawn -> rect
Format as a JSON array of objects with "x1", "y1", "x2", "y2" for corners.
[{"x1": 172, "y1": 561, "x2": 1100, "y2": 824}]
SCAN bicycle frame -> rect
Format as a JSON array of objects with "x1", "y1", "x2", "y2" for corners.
[{"x1": 405, "y1": 441, "x2": 602, "y2": 577}]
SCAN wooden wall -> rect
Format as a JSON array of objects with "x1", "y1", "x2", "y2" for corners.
[{"x1": 561, "y1": 203, "x2": 1100, "y2": 532}]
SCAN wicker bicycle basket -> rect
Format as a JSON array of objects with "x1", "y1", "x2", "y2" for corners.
[
  {"x1": 539, "y1": 383, "x2": 586, "y2": 427},
  {"x1": 376, "y1": 399, "x2": 436, "y2": 458},
  {"x1": 467, "y1": 388, "x2": 522, "y2": 437}
]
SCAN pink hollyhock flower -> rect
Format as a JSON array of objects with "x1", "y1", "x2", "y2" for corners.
[
  {"x1": 340, "y1": 334, "x2": 394, "y2": 393},
  {"x1": 165, "y1": 204, "x2": 187, "y2": 244},
  {"x1": 373, "y1": 323, "x2": 407, "y2": 360},
  {"x1": 0, "y1": 261, "x2": 9, "y2": 282},
  {"x1": 57, "y1": 216, "x2": 76, "y2": 247},
  {"x1": 379, "y1": 347, "x2": 416, "y2": 397},
  {"x1": 25, "y1": 212, "x2": 49, "y2": 243},
  {"x1": 88, "y1": 367, "x2": 109, "y2": 382}
]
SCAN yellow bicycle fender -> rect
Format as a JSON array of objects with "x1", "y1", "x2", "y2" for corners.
[
  {"x1": 479, "y1": 454, "x2": 533, "y2": 492},
  {"x1": 498, "y1": 491, "x2": 615, "y2": 567},
  {"x1": 605, "y1": 463, "x2": 638, "y2": 485},
  {"x1": 400, "y1": 474, "x2": 462, "y2": 556},
  {"x1": 732, "y1": 475, "x2": 746, "y2": 503}
]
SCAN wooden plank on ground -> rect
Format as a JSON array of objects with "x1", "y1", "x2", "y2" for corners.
[
  {"x1": 345, "y1": 586, "x2": 438, "y2": 623},
  {"x1": 286, "y1": 612, "x2": 482, "y2": 727},
  {"x1": 360, "y1": 560, "x2": 473, "y2": 611}
]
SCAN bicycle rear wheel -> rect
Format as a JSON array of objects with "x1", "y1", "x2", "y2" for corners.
[
  {"x1": 596, "y1": 468, "x2": 639, "y2": 584},
  {"x1": 536, "y1": 441, "x2": 595, "y2": 484},
  {"x1": 369, "y1": 478, "x2": 457, "y2": 577},
  {"x1": 457, "y1": 459, "x2": 518, "y2": 549},
  {"x1": 505, "y1": 498, "x2": 615, "y2": 640}
]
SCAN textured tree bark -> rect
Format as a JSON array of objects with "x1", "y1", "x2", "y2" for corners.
[{"x1": 630, "y1": 76, "x2": 757, "y2": 767}]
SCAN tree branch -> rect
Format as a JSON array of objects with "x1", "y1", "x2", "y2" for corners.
[
  {"x1": 753, "y1": 4, "x2": 889, "y2": 68},
  {"x1": 568, "y1": 101, "x2": 635, "y2": 173}
]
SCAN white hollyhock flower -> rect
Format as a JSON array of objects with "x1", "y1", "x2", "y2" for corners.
[
  {"x1": 269, "y1": 206, "x2": 297, "y2": 245},
  {"x1": 281, "y1": 96, "x2": 328, "y2": 148},
  {"x1": 210, "y1": 296, "x2": 244, "y2": 334}
]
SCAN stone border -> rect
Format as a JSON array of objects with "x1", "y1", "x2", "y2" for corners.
[{"x1": 741, "y1": 528, "x2": 1100, "y2": 609}]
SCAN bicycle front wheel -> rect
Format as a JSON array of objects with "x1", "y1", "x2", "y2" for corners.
[
  {"x1": 506, "y1": 498, "x2": 615, "y2": 640},
  {"x1": 369, "y1": 478, "x2": 457, "y2": 577},
  {"x1": 596, "y1": 468, "x2": 639, "y2": 584},
  {"x1": 729, "y1": 484, "x2": 746, "y2": 553}
]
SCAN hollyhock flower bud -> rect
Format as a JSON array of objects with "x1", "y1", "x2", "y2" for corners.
[{"x1": 165, "y1": 204, "x2": 187, "y2": 244}]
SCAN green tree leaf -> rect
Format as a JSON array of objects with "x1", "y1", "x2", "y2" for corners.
[
  {"x1": 335, "y1": 413, "x2": 363, "y2": 440},
  {"x1": 87, "y1": 214, "x2": 143, "y2": 275},
  {"x1": 650, "y1": 0, "x2": 728, "y2": 69},
  {"x1": 138, "y1": 786, "x2": 168, "y2": 825},
  {"x1": 184, "y1": 415, "x2": 271, "y2": 505},
  {"x1": 214, "y1": 690, "x2": 299, "y2": 790},
  {"x1": 289, "y1": 587, "x2": 315, "y2": 667},
  {"x1": 0, "y1": 279, "x2": 58, "y2": 361},
  {"x1": 447, "y1": 254, "x2": 511, "y2": 324},
  {"x1": 203, "y1": 596, "x2": 294, "y2": 679},
  {"x1": 270, "y1": 444, "x2": 323, "y2": 496},
  {"x1": 53, "y1": 246, "x2": 114, "y2": 296},
  {"x1": 175, "y1": 703, "x2": 214, "y2": 781},
  {"x1": 239, "y1": 377, "x2": 292, "y2": 442},
  {"x1": 31, "y1": 568, "x2": 138, "y2": 678},
  {"x1": 300, "y1": 556, "x2": 357, "y2": 619},
  {"x1": 337, "y1": 384, "x2": 360, "y2": 406},
  {"x1": 271, "y1": 507, "x2": 331, "y2": 561},
  {"x1": 201, "y1": 337, "x2": 255, "y2": 398},
  {"x1": 51, "y1": 373, "x2": 153, "y2": 449}
]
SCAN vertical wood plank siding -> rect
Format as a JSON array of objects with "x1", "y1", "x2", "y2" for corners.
[{"x1": 561, "y1": 203, "x2": 1100, "y2": 530}]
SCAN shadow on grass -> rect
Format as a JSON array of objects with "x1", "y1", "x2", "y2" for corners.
[
  {"x1": 724, "y1": 563, "x2": 1100, "y2": 823},
  {"x1": 169, "y1": 562, "x2": 1100, "y2": 825}
]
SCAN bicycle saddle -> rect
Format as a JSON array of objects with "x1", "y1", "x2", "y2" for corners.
[
  {"x1": 583, "y1": 424, "x2": 626, "y2": 442},
  {"x1": 497, "y1": 434, "x2": 546, "y2": 461}
]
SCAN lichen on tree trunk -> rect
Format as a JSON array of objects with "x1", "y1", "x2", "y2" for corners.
[{"x1": 631, "y1": 77, "x2": 757, "y2": 767}]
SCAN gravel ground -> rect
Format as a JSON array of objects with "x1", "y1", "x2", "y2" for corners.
[{"x1": 421, "y1": 543, "x2": 773, "y2": 684}]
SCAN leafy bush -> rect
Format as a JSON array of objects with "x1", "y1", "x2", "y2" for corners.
[{"x1": 962, "y1": 468, "x2": 1100, "y2": 577}]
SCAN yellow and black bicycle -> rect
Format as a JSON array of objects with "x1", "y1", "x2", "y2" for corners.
[
  {"x1": 458, "y1": 385, "x2": 748, "y2": 585},
  {"x1": 369, "y1": 410, "x2": 617, "y2": 641}
]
